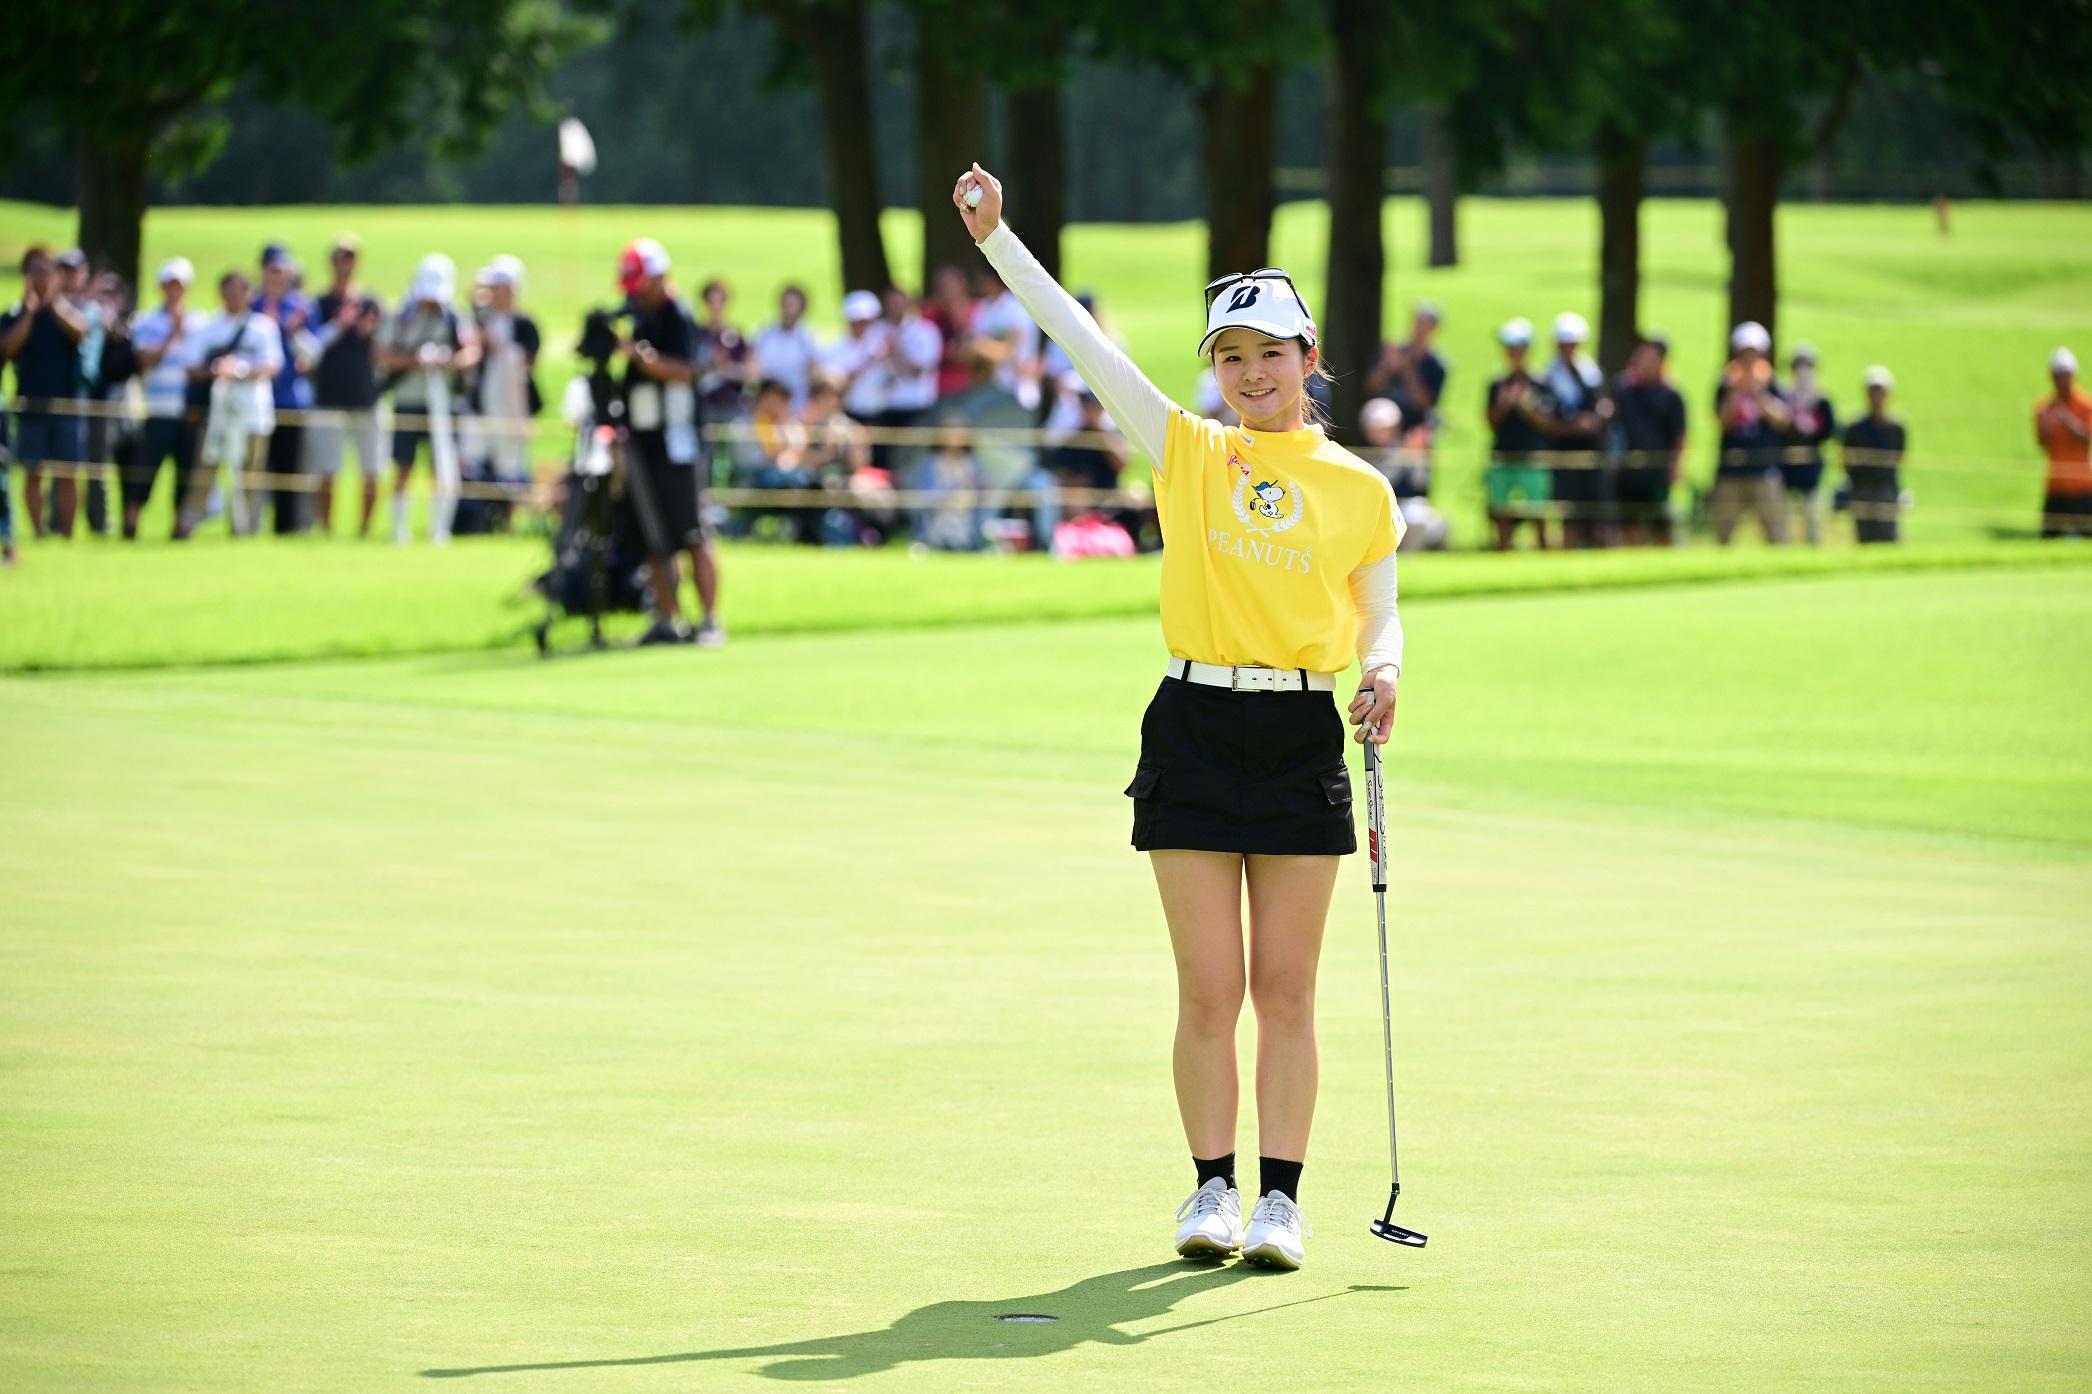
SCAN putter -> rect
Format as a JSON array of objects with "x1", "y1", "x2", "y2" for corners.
[{"x1": 1364, "y1": 738, "x2": 1428, "y2": 1248}]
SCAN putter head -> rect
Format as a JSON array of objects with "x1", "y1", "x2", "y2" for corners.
[
  {"x1": 1372, "y1": 1184, "x2": 1427, "y2": 1246},
  {"x1": 1369, "y1": 1217, "x2": 1428, "y2": 1247}
]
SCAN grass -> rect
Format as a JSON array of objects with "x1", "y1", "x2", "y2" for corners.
[
  {"x1": 4, "y1": 196, "x2": 2089, "y2": 544},
  {"x1": 4, "y1": 529, "x2": 2091, "y2": 673},
  {"x1": 2, "y1": 562, "x2": 2089, "y2": 1391}
]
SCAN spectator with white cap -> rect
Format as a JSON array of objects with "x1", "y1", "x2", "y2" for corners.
[
  {"x1": 2034, "y1": 345, "x2": 2091, "y2": 538},
  {"x1": 613, "y1": 236, "x2": 723, "y2": 646},
  {"x1": 306, "y1": 233, "x2": 387, "y2": 537},
  {"x1": 466, "y1": 255, "x2": 540, "y2": 503},
  {"x1": 1841, "y1": 366, "x2": 1906, "y2": 544},
  {"x1": 829, "y1": 288, "x2": 891, "y2": 429},
  {"x1": 1358, "y1": 397, "x2": 1447, "y2": 551},
  {"x1": 1484, "y1": 317, "x2": 1553, "y2": 551},
  {"x1": 1781, "y1": 343, "x2": 1837, "y2": 546},
  {"x1": 378, "y1": 253, "x2": 478, "y2": 543},
  {"x1": 1711, "y1": 319, "x2": 1791, "y2": 545},
  {"x1": 971, "y1": 259, "x2": 1042, "y2": 410},
  {"x1": 178, "y1": 269, "x2": 284, "y2": 538},
  {"x1": 1539, "y1": 310, "x2": 1608, "y2": 547},
  {"x1": 124, "y1": 257, "x2": 208, "y2": 539}
]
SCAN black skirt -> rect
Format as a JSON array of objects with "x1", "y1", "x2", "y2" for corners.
[{"x1": 1124, "y1": 675, "x2": 1356, "y2": 855}]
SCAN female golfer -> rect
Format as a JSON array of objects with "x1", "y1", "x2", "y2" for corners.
[{"x1": 954, "y1": 165, "x2": 1403, "y2": 1270}]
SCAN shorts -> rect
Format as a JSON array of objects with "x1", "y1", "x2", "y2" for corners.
[
  {"x1": 392, "y1": 426, "x2": 430, "y2": 468},
  {"x1": 1486, "y1": 459, "x2": 1551, "y2": 516},
  {"x1": 1779, "y1": 461, "x2": 1824, "y2": 494},
  {"x1": 2042, "y1": 490, "x2": 2092, "y2": 538},
  {"x1": 12, "y1": 410, "x2": 84, "y2": 471},
  {"x1": 307, "y1": 410, "x2": 384, "y2": 479},
  {"x1": 1614, "y1": 466, "x2": 1670, "y2": 521},
  {"x1": 623, "y1": 430, "x2": 710, "y2": 554},
  {"x1": 1125, "y1": 672, "x2": 1356, "y2": 856}
]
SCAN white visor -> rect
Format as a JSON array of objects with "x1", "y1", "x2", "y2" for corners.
[{"x1": 1198, "y1": 275, "x2": 1316, "y2": 356}]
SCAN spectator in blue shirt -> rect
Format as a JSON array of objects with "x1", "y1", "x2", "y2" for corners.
[{"x1": 255, "y1": 243, "x2": 316, "y2": 533}]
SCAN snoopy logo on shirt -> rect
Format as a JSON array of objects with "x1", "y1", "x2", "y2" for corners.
[{"x1": 1232, "y1": 475, "x2": 1303, "y2": 533}]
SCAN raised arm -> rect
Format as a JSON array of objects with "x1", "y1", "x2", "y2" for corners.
[{"x1": 954, "y1": 163, "x2": 1172, "y2": 473}]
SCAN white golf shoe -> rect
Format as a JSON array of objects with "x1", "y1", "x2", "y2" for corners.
[
  {"x1": 1241, "y1": 1190, "x2": 1311, "y2": 1270},
  {"x1": 1173, "y1": 1177, "x2": 1244, "y2": 1259}
]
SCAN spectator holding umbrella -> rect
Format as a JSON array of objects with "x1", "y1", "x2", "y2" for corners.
[
  {"x1": 2035, "y1": 346, "x2": 2092, "y2": 538},
  {"x1": 1841, "y1": 366, "x2": 1906, "y2": 544},
  {"x1": 379, "y1": 254, "x2": 477, "y2": 544},
  {"x1": 179, "y1": 269, "x2": 283, "y2": 538}
]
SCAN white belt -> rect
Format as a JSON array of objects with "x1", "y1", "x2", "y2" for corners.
[{"x1": 1167, "y1": 658, "x2": 1336, "y2": 693}]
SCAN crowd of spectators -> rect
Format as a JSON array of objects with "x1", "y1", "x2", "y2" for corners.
[{"x1": 3, "y1": 235, "x2": 2087, "y2": 570}]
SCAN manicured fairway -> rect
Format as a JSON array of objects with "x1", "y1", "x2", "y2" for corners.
[{"x1": 2, "y1": 561, "x2": 2087, "y2": 1392}]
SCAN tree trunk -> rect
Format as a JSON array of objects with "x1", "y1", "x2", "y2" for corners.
[
  {"x1": 1322, "y1": 0, "x2": 1391, "y2": 440},
  {"x1": 916, "y1": 39, "x2": 987, "y2": 294},
  {"x1": 1596, "y1": 126, "x2": 1644, "y2": 378},
  {"x1": 77, "y1": 130, "x2": 148, "y2": 290},
  {"x1": 1723, "y1": 126, "x2": 1782, "y2": 350},
  {"x1": 797, "y1": 0, "x2": 891, "y2": 296},
  {"x1": 1198, "y1": 65, "x2": 1275, "y2": 283},
  {"x1": 1006, "y1": 82, "x2": 1065, "y2": 281},
  {"x1": 1422, "y1": 106, "x2": 1458, "y2": 268}
]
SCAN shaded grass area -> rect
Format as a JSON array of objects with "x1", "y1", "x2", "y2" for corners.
[
  {"x1": 3, "y1": 530, "x2": 2090, "y2": 674},
  {"x1": 1, "y1": 565, "x2": 2086, "y2": 1392}
]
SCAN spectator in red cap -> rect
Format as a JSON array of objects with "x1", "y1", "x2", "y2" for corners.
[{"x1": 615, "y1": 238, "x2": 723, "y2": 646}]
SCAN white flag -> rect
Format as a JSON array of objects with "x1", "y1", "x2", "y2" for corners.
[{"x1": 558, "y1": 116, "x2": 597, "y2": 175}]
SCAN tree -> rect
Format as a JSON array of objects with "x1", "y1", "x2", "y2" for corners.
[
  {"x1": 1322, "y1": 0, "x2": 1394, "y2": 437},
  {"x1": 0, "y1": 0, "x2": 593, "y2": 290}
]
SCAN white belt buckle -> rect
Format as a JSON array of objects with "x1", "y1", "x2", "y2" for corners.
[{"x1": 1232, "y1": 664, "x2": 1279, "y2": 692}]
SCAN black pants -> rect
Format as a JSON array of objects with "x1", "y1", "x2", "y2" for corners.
[{"x1": 266, "y1": 424, "x2": 305, "y2": 534}]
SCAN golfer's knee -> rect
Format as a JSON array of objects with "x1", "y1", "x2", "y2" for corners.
[
  {"x1": 1249, "y1": 965, "x2": 1317, "y2": 1030},
  {"x1": 1176, "y1": 967, "x2": 1244, "y2": 1034}
]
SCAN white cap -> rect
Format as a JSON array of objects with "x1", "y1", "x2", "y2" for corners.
[
  {"x1": 2051, "y1": 346, "x2": 2079, "y2": 374},
  {"x1": 1862, "y1": 365, "x2": 1894, "y2": 390},
  {"x1": 1730, "y1": 320, "x2": 1772, "y2": 353},
  {"x1": 412, "y1": 252, "x2": 456, "y2": 305},
  {"x1": 156, "y1": 256, "x2": 193, "y2": 287},
  {"x1": 1197, "y1": 273, "x2": 1317, "y2": 356},
  {"x1": 1360, "y1": 397, "x2": 1403, "y2": 434},
  {"x1": 1498, "y1": 317, "x2": 1533, "y2": 347},
  {"x1": 1552, "y1": 311, "x2": 1588, "y2": 343},
  {"x1": 842, "y1": 289, "x2": 882, "y2": 322},
  {"x1": 487, "y1": 254, "x2": 524, "y2": 290}
]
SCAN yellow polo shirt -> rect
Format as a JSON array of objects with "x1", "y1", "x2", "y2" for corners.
[{"x1": 1156, "y1": 408, "x2": 1404, "y2": 673}]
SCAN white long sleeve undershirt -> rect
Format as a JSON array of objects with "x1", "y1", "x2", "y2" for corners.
[{"x1": 976, "y1": 220, "x2": 1402, "y2": 680}]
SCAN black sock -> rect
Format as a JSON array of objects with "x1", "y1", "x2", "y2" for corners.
[
  {"x1": 1259, "y1": 1157, "x2": 1303, "y2": 1204},
  {"x1": 1193, "y1": 1152, "x2": 1236, "y2": 1192}
]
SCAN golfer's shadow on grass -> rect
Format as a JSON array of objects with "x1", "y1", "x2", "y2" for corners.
[{"x1": 422, "y1": 1261, "x2": 1403, "y2": 1382}]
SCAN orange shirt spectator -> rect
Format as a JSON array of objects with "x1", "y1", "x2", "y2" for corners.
[{"x1": 2035, "y1": 347, "x2": 2091, "y2": 494}]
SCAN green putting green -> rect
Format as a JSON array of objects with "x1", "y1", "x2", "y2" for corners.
[{"x1": 3, "y1": 559, "x2": 2087, "y2": 1390}]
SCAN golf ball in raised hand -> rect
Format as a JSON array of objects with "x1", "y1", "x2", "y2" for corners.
[{"x1": 965, "y1": 185, "x2": 984, "y2": 209}]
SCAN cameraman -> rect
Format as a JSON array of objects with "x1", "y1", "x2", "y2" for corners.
[{"x1": 615, "y1": 239, "x2": 723, "y2": 647}]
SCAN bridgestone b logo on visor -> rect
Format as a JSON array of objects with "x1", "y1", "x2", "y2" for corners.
[{"x1": 1226, "y1": 284, "x2": 1261, "y2": 312}]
